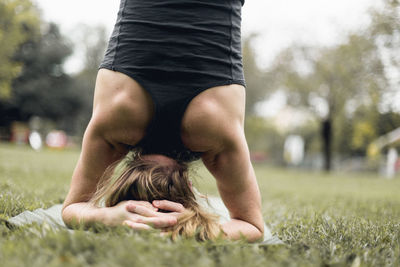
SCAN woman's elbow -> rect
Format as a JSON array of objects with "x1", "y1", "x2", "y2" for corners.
[
  {"x1": 253, "y1": 223, "x2": 264, "y2": 242},
  {"x1": 61, "y1": 204, "x2": 75, "y2": 228},
  {"x1": 244, "y1": 223, "x2": 264, "y2": 243}
]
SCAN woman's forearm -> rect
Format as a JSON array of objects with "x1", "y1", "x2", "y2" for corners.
[
  {"x1": 221, "y1": 219, "x2": 264, "y2": 242},
  {"x1": 62, "y1": 202, "x2": 107, "y2": 228}
]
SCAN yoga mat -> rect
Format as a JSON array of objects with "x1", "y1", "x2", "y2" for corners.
[{"x1": 8, "y1": 196, "x2": 283, "y2": 245}]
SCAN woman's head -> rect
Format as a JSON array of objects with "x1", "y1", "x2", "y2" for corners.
[{"x1": 91, "y1": 151, "x2": 222, "y2": 241}]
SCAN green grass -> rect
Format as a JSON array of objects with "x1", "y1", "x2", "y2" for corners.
[{"x1": 1, "y1": 143, "x2": 400, "y2": 266}]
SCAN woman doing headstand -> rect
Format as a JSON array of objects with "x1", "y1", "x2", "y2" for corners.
[{"x1": 62, "y1": 0, "x2": 264, "y2": 242}]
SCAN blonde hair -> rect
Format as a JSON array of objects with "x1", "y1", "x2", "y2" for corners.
[{"x1": 90, "y1": 151, "x2": 223, "y2": 241}]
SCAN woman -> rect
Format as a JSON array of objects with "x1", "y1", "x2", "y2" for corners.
[{"x1": 62, "y1": 0, "x2": 264, "y2": 242}]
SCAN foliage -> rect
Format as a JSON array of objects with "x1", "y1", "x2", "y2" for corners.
[
  {"x1": 1, "y1": 144, "x2": 400, "y2": 266},
  {"x1": 0, "y1": 22, "x2": 82, "y2": 134},
  {"x1": 242, "y1": 35, "x2": 283, "y2": 154},
  {"x1": 266, "y1": 31, "x2": 389, "y2": 171},
  {"x1": 370, "y1": 0, "x2": 400, "y2": 88},
  {"x1": 244, "y1": 116, "x2": 285, "y2": 162},
  {"x1": 334, "y1": 104, "x2": 400, "y2": 156},
  {"x1": 69, "y1": 25, "x2": 108, "y2": 136},
  {"x1": 252, "y1": 0, "x2": 400, "y2": 170},
  {"x1": 242, "y1": 34, "x2": 272, "y2": 116},
  {"x1": 0, "y1": 3, "x2": 108, "y2": 136},
  {"x1": 0, "y1": 0, "x2": 40, "y2": 99},
  {"x1": 351, "y1": 121, "x2": 376, "y2": 151}
]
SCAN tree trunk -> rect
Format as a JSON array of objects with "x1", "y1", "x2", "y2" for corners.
[{"x1": 321, "y1": 118, "x2": 332, "y2": 172}]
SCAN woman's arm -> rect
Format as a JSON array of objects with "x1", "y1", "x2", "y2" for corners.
[
  {"x1": 63, "y1": 200, "x2": 177, "y2": 229},
  {"x1": 62, "y1": 121, "x2": 178, "y2": 230},
  {"x1": 62, "y1": 69, "x2": 179, "y2": 229},
  {"x1": 61, "y1": 121, "x2": 122, "y2": 227},
  {"x1": 221, "y1": 220, "x2": 263, "y2": 241},
  {"x1": 206, "y1": 145, "x2": 264, "y2": 242},
  {"x1": 181, "y1": 84, "x2": 264, "y2": 242}
]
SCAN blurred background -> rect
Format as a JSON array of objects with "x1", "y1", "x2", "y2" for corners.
[{"x1": 0, "y1": 0, "x2": 399, "y2": 176}]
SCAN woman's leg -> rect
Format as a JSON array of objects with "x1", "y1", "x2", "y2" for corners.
[
  {"x1": 181, "y1": 84, "x2": 264, "y2": 241},
  {"x1": 62, "y1": 69, "x2": 154, "y2": 223}
]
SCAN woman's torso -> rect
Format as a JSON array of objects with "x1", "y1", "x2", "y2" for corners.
[{"x1": 100, "y1": 0, "x2": 246, "y2": 162}]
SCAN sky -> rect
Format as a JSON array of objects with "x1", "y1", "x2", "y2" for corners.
[{"x1": 33, "y1": 0, "x2": 386, "y2": 116}]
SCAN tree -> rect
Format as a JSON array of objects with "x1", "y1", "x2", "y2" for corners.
[
  {"x1": 268, "y1": 33, "x2": 388, "y2": 171},
  {"x1": 70, "y1": 25, "x2": 108, "y2": 136},
  {"x1": 244, "y1": 116, "x2": 285, "y2": 162},
  {"x1": 0, "y1": 22, "x2": 82, "y2": 134},
  {"x1": 0, "y1": 0, "x2": 39, "y2": 99},
  {"x1": 242, "y1": 34, "x2": 272, "y2": 116},
  {"x1": 369, "y1": 0, "x2": 400, "y2": 112}
]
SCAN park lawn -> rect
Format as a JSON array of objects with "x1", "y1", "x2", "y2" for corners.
[{"x1": 0, "y1": 143, "x2": 399, "y2": 266}]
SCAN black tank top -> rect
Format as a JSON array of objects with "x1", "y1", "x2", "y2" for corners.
[{"x1": 100, "y1": 0, "x2": 246, "y2": 162}]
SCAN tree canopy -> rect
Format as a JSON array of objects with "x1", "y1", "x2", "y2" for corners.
[
  {"x1": 0, "y1": 21, "x2": 82, "y2": 134},
  {"x1": 0, "y1": 0, "x2": 39, "y2": 99}
]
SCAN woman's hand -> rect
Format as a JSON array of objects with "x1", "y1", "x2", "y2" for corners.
[
  {"x1": 101, "y1": 200, "x2": 177, "y2": 230},
  {"x1": 152, "y1": 199, "x2": 186, "y2": 219},
  {"x1": 63, "y1": 200, "x2": 186, "y2": 231},
  {"x1": 121, "y1": 200, "x2": 186, "y2": 230}
]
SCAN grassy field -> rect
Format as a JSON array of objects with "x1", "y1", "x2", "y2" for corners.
[{"x1": 0, "y1": 143, "x2": 399, "y2": 266}]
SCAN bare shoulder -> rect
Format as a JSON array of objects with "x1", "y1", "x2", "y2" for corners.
[
  {"x1": 94, "y1": 69, "x2": 154, "y2": 115},
  {"x1": 181, "y1": 84, "x2": 245, "y2": 152},
  {"x1": 91, "y1": 69, "x2": 154, "y2": 146}
]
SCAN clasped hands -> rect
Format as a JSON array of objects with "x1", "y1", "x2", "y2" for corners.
[{"x1": 103, "y1": 199, "x2": 185, "y2": 231}]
